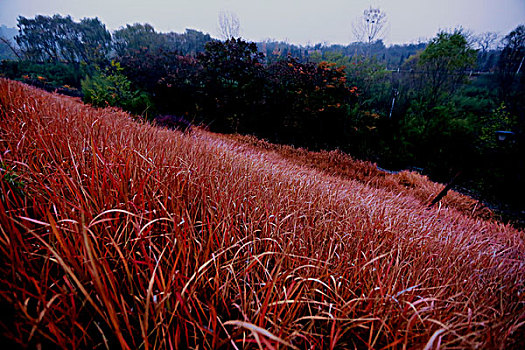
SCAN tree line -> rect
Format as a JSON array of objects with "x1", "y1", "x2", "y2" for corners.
[{"x1": 0, "y1": 14, "x2": 504, "y2": 70}]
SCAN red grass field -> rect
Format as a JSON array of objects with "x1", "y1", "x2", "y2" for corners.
[{"x1": 0, "y1": 79, "x2": 524, "y2": 349}]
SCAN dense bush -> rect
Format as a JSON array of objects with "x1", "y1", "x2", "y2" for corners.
[
  {"x1": 81, "y1": 61, "x2": 153, "y2": 116},
  {"x1": 196, "y1": 38, "x2": 267, "y2": 132},
  {"x1": 263, "y1": 58, "x2": 357, "y2": 147},
  {"x1": 0, "y1": 60, "x2": 88, "y2": 90}
]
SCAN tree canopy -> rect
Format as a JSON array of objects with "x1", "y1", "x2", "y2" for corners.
[
  {"x1": 418, "y1": 29, "x2": 477, "y2": 99},
  {"x1": 15, "y1": 15, "x2": 111, "y2": 63}
]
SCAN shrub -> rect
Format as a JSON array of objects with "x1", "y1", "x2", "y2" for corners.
[
  {"x1": 0, "y1": 60, "x2": 88, "y2": 93},
  {"x1": 81, "y1": 61, "x2": 153, "y2": 116}
]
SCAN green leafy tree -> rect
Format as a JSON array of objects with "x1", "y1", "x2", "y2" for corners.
[
  {"x1": 496, "y1": 25, "x2": 524, "y2": 109},
  {"x1": 164, "y1": 29, "x2": 213, "y2": 56},
  {"x1": 345, "y1": 56, "x2": 391, "y2": 110},
  {"x1": 388, "y1": 30, "x2": 479, "y2": 178},
  {"x1": 265, "y1": 57, "x2": 357, "y2": 147},
  {"x1": 117, "y1": 49, "x2": 203, "y2": 116},
  {"x1": 198, "y1": 38, "x2": 266, "y2": 131},
  {"x1": 417, "y1": 29, "x2": 477, "y2": 102},
  {"x1": 498, "y1": 25, "x2": 525, "y2": 75},
  {"x1": 77, "y1": 18, "x2": 112, "y2": 62},
  {"x1": 113, "y1": 23, "x2": 166, "y2": 57},
  {"x1": 16, "y1": 15, "x2": 62, "y2": 61},
  {"x1": 15, "y1": 14, "x2": 111, "y2": 63}
]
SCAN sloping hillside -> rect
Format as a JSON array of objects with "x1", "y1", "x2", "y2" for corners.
[
  {"x1": 220, "y1": 133, "x2": 493, "y2": 220},
  {"x1": 0, "y1": 79, "x2": 523, "y2": 349}
]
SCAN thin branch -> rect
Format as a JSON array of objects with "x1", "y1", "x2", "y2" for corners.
[{"x1": 0, "y1": 36, "x2": 22, "y2": 60}]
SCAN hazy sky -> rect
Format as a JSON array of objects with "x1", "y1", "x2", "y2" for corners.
[{"x1": 1, "y1": 0, "x2": 524, "y2": 45}]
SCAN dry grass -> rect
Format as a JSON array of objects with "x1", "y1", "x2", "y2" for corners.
[
  {"x1": 222, "y1": 134, "x2": 492, "y2": 220},
  {"x1": 0, "y1": 79, "x2": 523, "y2": 349}
]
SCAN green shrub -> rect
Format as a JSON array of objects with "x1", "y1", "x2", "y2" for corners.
[
  {"x1": 81, "y1": 61, "x2": 154, "y2": 116},
  {"x1": 0, "y1": 60, "x2": 89, "y2": 89}
]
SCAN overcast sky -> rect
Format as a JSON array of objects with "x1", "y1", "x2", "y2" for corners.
[{"x1": 1, "y1": 0, "x2": 524, "y2": 45}]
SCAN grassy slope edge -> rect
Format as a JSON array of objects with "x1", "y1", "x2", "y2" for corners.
[
  {"x1": 0, "y1": 79, "x2": 524, "y2": 349},
  {"x1": 220, "y1": 134, "x2": 493, "y2": 221}
]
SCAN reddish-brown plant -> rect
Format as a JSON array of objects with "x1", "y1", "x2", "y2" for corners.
[{"x1": 0, "y1": 79, "x2": 523, "y2": 349}]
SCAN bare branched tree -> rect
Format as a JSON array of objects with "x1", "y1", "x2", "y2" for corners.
[
  {"x1": 217, "y1": 10, "x2": 240, "y2": 40},
  {"x1": 474, "y1": 32, "x2": 499, "y2": 53},
  {"x1": 352, "y1": 6, "x2": 387, "y2": 52}
]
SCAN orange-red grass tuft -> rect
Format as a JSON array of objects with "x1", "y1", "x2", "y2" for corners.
[{"x1": 0, "y1": 79, "x2": 524, "y2": 349}]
